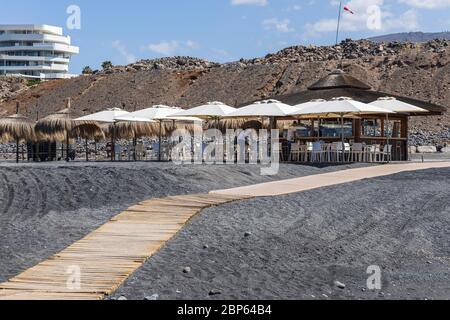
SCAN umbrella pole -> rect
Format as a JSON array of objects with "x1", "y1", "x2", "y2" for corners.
[
  {"x1": 158, "y1": 120, "x2": 162, "y2": 162},
  {"x1": 111, "y1": 123, "x2": 116, "y2": 162},
  {"x1": 16, "y1": 138, "x2": 19, "y2": 164},
  {"x1": 85, "y1": 138, "x2": 89, "y2": 162},
  {"x1": 386, "y1": 113, "x2": 390, "y2": 163},
  {"x1": 317, "y1": 117, "x2": 320, "y2": 141},
  {"x1": 66, "y1": 132, "x2": 70, "y2": 162},
  {"x1": 133, "y1": 133, "x2": 137, "y2": 162},
  {"x1": 341, "y1": 114, "x2": 345, "y2": 163}
]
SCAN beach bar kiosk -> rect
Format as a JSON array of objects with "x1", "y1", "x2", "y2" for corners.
[{"x1": 275, "y1": 70, "x2": 446, "y2": 161}]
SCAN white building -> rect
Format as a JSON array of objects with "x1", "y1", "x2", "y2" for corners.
[{"x1": 0, "y1": 24, "x2": 79, "y2": 79}]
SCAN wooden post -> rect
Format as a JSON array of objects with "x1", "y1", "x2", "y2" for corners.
[
  {"x1": 158, "y1": 120, "x2": 162, "y2": 162},
  {"x1": 111, "y1": 123, "x2": 116, "y2": 162},
  {"x1": 85, "y1": 138, "x2": 89, "y2": 162},
  {"x1": 16, "y1": 138, "x2": 19, "y2": 164},
  {"x1": 66, "y1": 132, "x2": 70, "y2": 162},
  {"x1": 402, "y1": 116, "x2": 409, "y2": 161}
]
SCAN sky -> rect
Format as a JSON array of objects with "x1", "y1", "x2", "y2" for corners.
[{"x1": 1, "y1": 0, "x2": 449, "y2": 73}]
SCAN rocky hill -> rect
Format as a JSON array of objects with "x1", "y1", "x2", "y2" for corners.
[{"x1": 0, "y1": 39, "x2": 449, "y2": 145}]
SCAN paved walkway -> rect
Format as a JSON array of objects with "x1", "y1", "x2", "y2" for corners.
[
  {"x1": 1, "y1": 162, "x2": 449, "y2": 300},
  {"x1": 211, "y1": 162, "x2": 450, "y2": 197}
]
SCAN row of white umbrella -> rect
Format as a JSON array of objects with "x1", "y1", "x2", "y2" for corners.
[
  {"x1": 75, "y1": 97, "x2": 427, "y2": 127},
  {"x1": 73, "y1": 97, "x2": 427, "y2": 162}
]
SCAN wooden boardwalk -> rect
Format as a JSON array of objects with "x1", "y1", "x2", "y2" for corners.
[
  {"x1": 0, "y1": 193, "x2": 250, "y2": 300},
  {"x1": 1, "y1": 162, "x2": 449, "y2": 300}
]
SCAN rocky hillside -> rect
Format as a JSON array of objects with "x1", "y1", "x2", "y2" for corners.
[{"x1": 0, "y1": 39, "x2": 449, "y2": 144}]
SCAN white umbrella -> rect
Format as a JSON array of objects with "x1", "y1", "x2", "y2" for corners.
[
  {"x1": 172, "y1": 101, "x2": 236, "y2": 129},
  {"x1": 114, "y1": 115, "x2": 156, "y2": 123},
  {"x1": 226, "y1": 99, "x2": 299, "y2": 118},
  {"x1": 296, "y1": 97, "x2": 394, "y2": 117},
  {"x1": 295, "y1": 97, "x2": 395, "y2": 162},
  {"x1": 130, "y1": 105, "x2": 181, "y2": 120},
  {"x1": 225, "y1": 99, "x2": 300, "y2": 136},
  {"x1": 173, "y1": 101, "x2": 236, "y2": 118},
  {"x1": 370, "y1": 97, "x2": 426, "y2": 159},
  {"x1": 290, "y1": 99, "x2": 327, "y2": 113},
  {"x1": 75, "y1": 108, "x2": 129, "y2": 123},
  {"x1": 369, "y1": 97, "x2": 428, "y2": 113}
]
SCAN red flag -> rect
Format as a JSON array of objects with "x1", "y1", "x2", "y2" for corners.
[{"x1": 344, "y1": 5, "x2": 354, "y2": 14}]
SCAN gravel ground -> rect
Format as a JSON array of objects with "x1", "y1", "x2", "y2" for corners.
[
  {"x1": 111, "y1": 168, "x2": 450, "y2": 300},
  {"x1": 0, "y1": 162, "x2": 367, "y2": 283}
]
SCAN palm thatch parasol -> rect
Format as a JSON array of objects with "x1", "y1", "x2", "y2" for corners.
[
  {"x1": 0, "y1": 102, "x2": 35, "y2": 163},
  {"x1": 35, "y1": 98, "x2": 93, "y2": 161},
  {"x1": 71, "y1": 123, "x2": 105, "y2": 161}
]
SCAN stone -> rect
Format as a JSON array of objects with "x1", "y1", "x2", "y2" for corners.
[
  {"x1": 183, "y1": 267, "x2": 192, "y2": 274},
  {"x1": 144, "y1": 294, "x2": 159, "y2": 301},
  {"x1": 209, "y1": 289, "x2": 222, "y2": 296},
  {"x1": 334, "y1": 281, "x2": 346, "y2": 289},
  {"x1": 441, "y1": 147, "x2": 450, "y2": 153},
  {"x1": 117, "y1": 296, "x2": 128, "y2": 301},
  {"x1": 244, "y1": 232, "x2": 252, "y2": 238}
]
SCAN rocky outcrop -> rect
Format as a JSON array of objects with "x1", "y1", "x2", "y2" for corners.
[{"x1": 0, "y1": 77, "x2": 28, "y2": 107}]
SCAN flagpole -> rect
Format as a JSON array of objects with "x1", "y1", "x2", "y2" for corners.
[{"x1": 336, "y1": 1, "x2": 342, "y2": 45}]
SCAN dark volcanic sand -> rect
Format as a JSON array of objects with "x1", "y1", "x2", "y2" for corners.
[
  {"x1": 0, "y1": 162, "x2": 366, "y2": 283},
  {"x1": 111, "y1": 168, "x2": 450, "y2": 300}
]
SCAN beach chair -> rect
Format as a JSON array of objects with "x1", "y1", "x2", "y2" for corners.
[
  {"x1": 380, "y1": 144, "x2": 392, "y2": 162},
  {"x1": 330, "y1": 142, "x2": 341, "y2": 162},
  {"x1": 311, "y1": 141, "x2": 325, "y2": 162},
  {"x1": 290, "y1": 143, "x2": 300, "y2": 162},
  {"x1": 366, "y1": 144, "x2": 381, "y2": 162},
  {"x1": 350, "y1": 143, "x2": 364, "y2": 162},
  {"x1": 322, "y1": 143, "x2": 332, "y2": 162}
]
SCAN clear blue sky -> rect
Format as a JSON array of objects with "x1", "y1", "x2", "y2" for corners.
[{"x1": 1, "y1": 0, "x2": 449, "y2": 73}]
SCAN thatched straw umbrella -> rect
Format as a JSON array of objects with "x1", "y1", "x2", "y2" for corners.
[
  {"x1": 35, "y1": 98, "x2": 90, "y2": 161},
  {"x1": 107, "y1": 115, "x2": 156, "y2": 161},
  {"x1": 0, "y1": 102, "x2": 35, "y2": 163},
  {"x1": 71, "y1": 123, "x2": 105, "y2": 161}
]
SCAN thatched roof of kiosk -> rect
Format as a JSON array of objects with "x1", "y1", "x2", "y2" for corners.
[{"x1": 273, "y1": 69, "x2": 446, "y2": 116}]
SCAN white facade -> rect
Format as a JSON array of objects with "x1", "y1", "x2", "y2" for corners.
[{"x1": 0, "y1": 24, "x2": 79, "y2": 79}]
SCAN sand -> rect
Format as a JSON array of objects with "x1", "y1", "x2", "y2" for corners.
[
  {"x1": 110, "y1": 168, "x2": 450, "y2": 300},
  {"x1": 0, "y1": 162, "x2": 367, "y2": 283}
]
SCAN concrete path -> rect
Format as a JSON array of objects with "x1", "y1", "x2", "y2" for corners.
[{"x1": 211, "y1": 162, "x2": 450, "y2": 197}]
